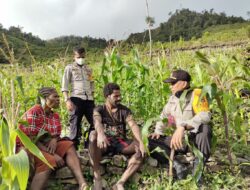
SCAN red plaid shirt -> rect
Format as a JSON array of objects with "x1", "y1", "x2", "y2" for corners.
[{"x1": 18, "y1": 105, "x2": 62, "y2": 137}]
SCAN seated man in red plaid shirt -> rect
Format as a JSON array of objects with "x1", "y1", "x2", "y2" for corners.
[{"x1": 17, "y1": 87, "x2": 88, "y2": 190}]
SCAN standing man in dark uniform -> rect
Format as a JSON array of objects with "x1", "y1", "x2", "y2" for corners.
[{"x1": 62, "y1": 47, "x2": 95, "y2": 149}]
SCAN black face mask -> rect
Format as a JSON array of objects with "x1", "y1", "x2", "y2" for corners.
[
  {"x1": 175, "y1": 87, "x2": 191, "y2": 98},
  {"x1": 175, "y1": 91, "x2": 184, "y2": 98}
]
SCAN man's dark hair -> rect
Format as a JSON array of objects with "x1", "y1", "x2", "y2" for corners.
[
  {"x1": 103, "y1": 83, "x2": 120, "y2": 98},
  {"x1": 73, "y1": 47, "x2": 85, "y2": 55}
]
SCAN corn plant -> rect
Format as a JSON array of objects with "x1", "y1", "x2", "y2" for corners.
[
  {"x1": 0, "y1": 82, "x2": 52, "y2": 190},
  {"x1": 0, "y1": 117, "x2": 53, "y2": 190},
  {"x1": 95, "y1": 48, "x2": 170, "y2": 119},
  {"x1": 195, "y1": 51, "x2": 249, "y2": 169},
  {"x1": 0, "y1": 36, "x2": 53, "y2": 190}
]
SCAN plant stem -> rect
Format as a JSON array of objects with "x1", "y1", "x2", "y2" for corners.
[
  {"x1": 216, "y1": 95, "x2": 233, "y2": 169},
  {"x1": 0, "y1": 89, "x2": 2, "y2": 110},
  {"x1": 145, "y1": 0, "x2": 152, "y2": 62},
  {"x1": 11, "y1": 79, "x2": 15, "y2": 127}
]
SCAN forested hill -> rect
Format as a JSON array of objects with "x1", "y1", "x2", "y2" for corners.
[
  {"x1": 0, "y1": 25, "x2": 108, "y2": 64},
  {"x1": 127, "y1": 9, "x2": 247, "y2": 43},
  {"x1": 0, "y1": 8, "x2": 248, "y2": 64}
]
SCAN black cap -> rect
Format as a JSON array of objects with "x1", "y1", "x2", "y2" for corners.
[{"x1": 164, "y1": 69, "x2": 191, "y2": 83}]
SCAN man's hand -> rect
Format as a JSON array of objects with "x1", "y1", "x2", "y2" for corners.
[
  {"x1": 54, "y1": 154, "x2": 65, "y2": 167},
  {"x1": 66, "y1": 100, "x2": 75, "y2": 111},
  {"x1": 149, "y1": 133, "x2": 161, "y2": 139},
  {"x1": 47, "y1": 138, "x2": 57, "y2": 154},
  {"x1": 139, "y1": 142, "x2": 145, "y2": 157},
  {"x1": 170, "y1": 127, "x2": 185, "y2": 150},
  {"x1": 97, "y1": 133, "x2": 110, "y2": 149}
]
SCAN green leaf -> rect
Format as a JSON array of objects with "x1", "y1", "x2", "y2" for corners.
[
  {"x1": 195, "y1": 51, "x2": 211, "y2": 65},
  {"x1": 194, "y1": 64, "x2": 203, "y2": 84},
  {"x1": 16, "y1": 76, "x2": 24, "y2": 96},
  {"x1": 116, "y1": 56, "x2": 123, "y2": 67},
  {"x1": 16, "y1": 129, "x2": 53, "y2": 169},
  {"x1": 239, "y1": 162, "x2": 250, "y2": 166},
  {"x1": 141, "y1": 117, "x2": 159, "y2": 155},
  {"x1": 34, "y1": 129, "x2": 51, "y2": 143},
  {"x1": 200, "y1": 83, "x2": 217, "y2": 103},
  {"x1": 24, "y1": 97, "x2": 36, "y2": 104},
  {"x1": 184, "y1": 135, "x2": 204, "y2": 183},
  {"x1": 1, "y1": 160, "x2": 12, "y2": 185},
  {"x1": 0, "y1": 183, "x2": 8, "y2": 190},
  {"x1": 9, "y1": 130, "x2": 17, "y2": 156},
  {"x1": 0, "y1": 119, "x2": 10, "y2": 157},
  {"x1": 51, "y1": 80, "x2": 60, "y2": 85},
  {"x1": 231, "y1": 55, "x2": 238, "y2": 63},
  {"x1": 11, "y1": 176, "x2": 19, "y2": 190},
  {"x1": 17, "y1": 120, "x2": 29, "y2": 126},
  {"x1": 150, "y1": 146, "x2": 170, "y2": 160},
  {"x1": 100, "y1": 58, "x2": 108, "y2": 76},
  {"x1": 102, "y1": 76, "x2": 108, "y2": 84},
  {"x1": 222, "y1": 93, "x2": 231, "y2": 108},
  {"x1": 5, "y1": 150, "x2": 29, "y2": 190},
  {"x1": 211, "y1": 134, "x2": 217, "y2": 154},
  {"x1": 179, "y1": 88, "x2": 193, "y2": 112}
]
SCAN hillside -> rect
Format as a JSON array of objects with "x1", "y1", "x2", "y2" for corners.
[
  {"x1": 0, "y1": 9, "x2": 249, "y2": 65},
  {"x1": 0, "y1": 25, "x2": 108, "y2": 64},
  {"x1": 127, "y1": 9, "x2": 247, "y2": 43}
]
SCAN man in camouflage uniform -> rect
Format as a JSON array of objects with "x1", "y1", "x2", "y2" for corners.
[
  {"x1": 150, "y1": 69, "x2": 212, "y2": 180},
  {"x1": 62, "y1": 47, "x2": 95, "y2": 149}
]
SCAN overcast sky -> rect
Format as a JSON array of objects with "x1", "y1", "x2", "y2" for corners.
[{"x1": 0, "y1": 0, "x2": 249, "y2": 40}]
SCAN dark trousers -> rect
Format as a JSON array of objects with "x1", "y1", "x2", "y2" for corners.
[
  {"x1": 149, "y1": 124, "x2": 212, "y2": 163},
  {"x1": 68, "y1": 97, "x2": 95, "y2": 149},
  {"x1": 189, "y1": 124, "x2": 212, "y2": 161}
]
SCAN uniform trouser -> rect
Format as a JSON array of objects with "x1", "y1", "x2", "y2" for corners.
[
  {"x1": 69, "y1": 97, "x2": 95, "y2": 149},
  {"x1": 188, "y1": 124, "x2": 212, "y2": 161},
  {"x1": 149, "y1": 124, "x2": 212, "y2": 163}
]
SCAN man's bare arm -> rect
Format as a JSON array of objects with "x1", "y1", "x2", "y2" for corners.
[
  {"x1": 127, "y1": 115, "x2": 145, "y2": 157},
  {"x1": 127, "y1": 116, "x2": 143, "y2": 143},
  {"x1": 93, "y1": 111, "x2": 110, "y2": 149},
  {"x1": 93, "y1": 111, "x2": 105, "y2": 135}
]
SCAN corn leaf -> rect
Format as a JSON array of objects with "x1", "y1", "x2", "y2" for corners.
[
  {"x1": 179, "y1": 88, "x2": 193, "y2": 113},
  {"x1": 16, "y1": 129, "x2": 53, "y2": 169},
  {"x1": 0, "y1": 183, "x2": 8, "y2": 190},
  {"x1": 5, "y1": 149, "x2": 29, "y2": 190},
  {"x1": 184, "y1": 135, "x2": 204, "y2": 183},
  {"x1": 195, "y1": 51, "x2": 211, "y2": 65},
  {"x1": 141, "y1": 117, "x2": 159, "y2": 155},
  {"x1": 0, "y1": 119, "x2": 10, "y2": 157},
  {"x1": 9, "y1": 130, "x2": 17, "y2": 156},
  {"x1": 16, "y1": 76, "x2": 24, "y2": 96}
]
